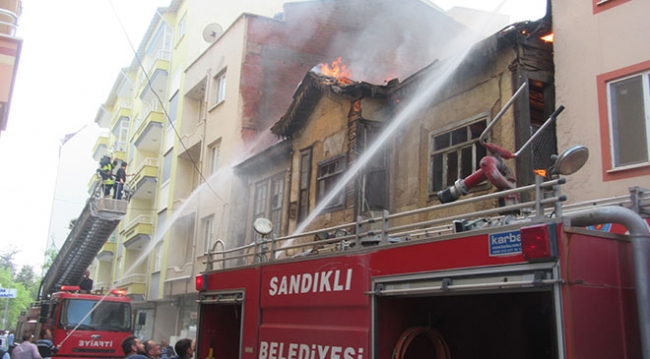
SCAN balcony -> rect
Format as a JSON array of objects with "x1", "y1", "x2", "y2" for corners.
[
  {"x1": 122, "y1": 215, "x2": 153, "y2": 250},
  {"x1": 97, "y1": 241, "x2": 115, "y2": 261},
  {"x1": 92, "y1": 135, "x2": 109, "y2": 161},
  {"x1": 116, "y1": 273, "x2": 147, "y2": 296},
  {"x1": 138, "y1": 50, "x2": 170, "y2": 103},
  {"x1": 133, "y1": 101, "x2": 163, "y2": 152},
  {"x1": 129, "y1": 158, "x2": 159, "y2": 200},
  {"x1": 0, "y1": 4, "x2": 21, "y2": 136},
  {"x1": 110, "y1": 103, "x2": 131, "y2": 134}
]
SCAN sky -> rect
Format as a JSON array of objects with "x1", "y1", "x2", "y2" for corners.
[{"x1": 0, "y1": 0, "x2": 547, "y2": 272}]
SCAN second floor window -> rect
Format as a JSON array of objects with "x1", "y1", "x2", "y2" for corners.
[
  {"x1": 168, "y1": 91, "x2": 179, "y2": 129},
  {"x1": 202, "y1": 215, "x2": 214, "y2": 254},
  {"x1": 252, "y1": 174, "x2": 285, "y2": 240},
  {"x1": 210, "y1": 141, "x2": 221, "y2": 175},
  {"x1": 153, "y1": 242, "x2": 163, "y2": 272},
  {"x1": 430, "y1": 118, "x2": 487, "y2": 193},
  {"x1": 607, "y1": 71, "x2": 650, "y2": 168},
  {"x1": 162, "y1": 150, "x2": 173, "y2": 184},
  {"x1": 317, "y1": 155, "x2": 346, "y2": 209},
  {"x1": 298, "y1": 149, "x2": 312, "y2": 223},
  {"x1": 215, "y1": 72, "x2": 227, "y2": 105}
]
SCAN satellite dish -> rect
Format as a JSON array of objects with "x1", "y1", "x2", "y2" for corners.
[
  {"x1": 553, "y1": 145, "x2": 589, "y2": 176},
  {"x1": 202, "y1": 23, "x2": 223, "y2": 43},
  {"x1": 253, "y1": 218, "x2": 274, "y2": 236}
]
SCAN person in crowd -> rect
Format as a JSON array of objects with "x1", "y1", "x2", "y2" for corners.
[
  {"x1": 113, "y1": 161, "x2": 129, "y2": 200},
  {"x1": 7, "y1": 331, "x2": 14, "y2": 347},
  {"x1": 36, "y1": 329, "x2": 59, "y2": 359},
  {"x1": 12, "y1": 334, "x2": 43, "y2": 359},
  {"x1": 79, "y1": 270, "x2": 93, "y2": 293},
  {"x1": 174, "y1": 339, "x2": 194, "y2": 359},
  {"x1": 160, "y1": 339, "x2": 174, "y2": 359},
  {"x1": 144, "y1": 340, "x2": 162, "y2": 359},
  {"x1": 121, "y1": 336, "x2": 147, "y2": 359}
]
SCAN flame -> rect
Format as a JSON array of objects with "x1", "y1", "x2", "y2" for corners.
[
  {"x1": 320, "y1": 57, "x2": 353, "y2": 84},
  {"x1": 541, "y1": 33, "x2": 554, "y2": 43},
  {"x1": 533, "y1": 169, "x2": 547, "y2": 177}
]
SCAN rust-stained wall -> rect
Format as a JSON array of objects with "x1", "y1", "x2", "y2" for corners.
[
  {"x1": 389, "y1": 42, "x2": 522, "y2": 224},
  {"x1": 288, "y1": 93, "x2": 352, "y2": 234}
]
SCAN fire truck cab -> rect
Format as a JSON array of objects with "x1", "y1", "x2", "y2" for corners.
[
  {"x1": 16, "y1": 286, "x2": 132, "y2": 359},
  {"x1": 195, "y1": 179, "x2": 650, "y2": 359}
]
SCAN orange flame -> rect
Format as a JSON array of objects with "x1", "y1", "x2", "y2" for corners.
[
  {"x1": 541, "y1": 33, "x2": 554, "y2": 43},
  {"x1": 534, "y1": 169, "x2": 547, "y2": 177},
  {"x1": 320, "y1": 57, "x2": 353, "y2": 84}
]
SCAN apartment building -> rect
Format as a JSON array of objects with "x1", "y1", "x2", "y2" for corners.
[
  {"x1": 0, "y1": 0, "x2": 21, "y2": 136},
  {"x1": 89, "y1": 0, "x2": 467, "y2": 341},
  {"x1": 553, "y1": 0, "x2": 650, "y2": 203}
]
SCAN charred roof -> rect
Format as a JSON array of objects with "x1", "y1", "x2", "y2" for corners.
[{"x1": 270, "y1": 71, "x2": 398, "y2": 138}]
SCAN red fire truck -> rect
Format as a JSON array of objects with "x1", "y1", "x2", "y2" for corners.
[
  {"x1": 194, "y1": 170, "x2": 650, "y2": 359},
  {"x1": 15, "y1": 286, "x2": 132, "y2": 359}
]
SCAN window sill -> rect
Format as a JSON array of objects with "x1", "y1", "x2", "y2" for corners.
[
  {"x1": 607, "y1": 162, "x2": 650, "y2": 173},
  {"x1": 208, "y1": 100, "x2": 225, "y2": 113}
]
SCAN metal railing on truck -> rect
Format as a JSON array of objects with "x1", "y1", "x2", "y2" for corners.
[{"x1": 204, "y1": 181, "x2": 649, "y2": 271}]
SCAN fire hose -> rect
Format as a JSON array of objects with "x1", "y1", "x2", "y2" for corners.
[{"x1": 393, "y1": 326, "x2": 451, "y2": 359}]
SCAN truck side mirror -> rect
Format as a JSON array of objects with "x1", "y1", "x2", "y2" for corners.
[{"x1": 39, "y1": 303, "x2": 50, "y2": 322}]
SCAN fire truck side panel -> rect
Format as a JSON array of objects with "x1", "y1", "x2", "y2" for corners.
[
  {"x1": 369, "y1": 231, "x2": 528, "y2": 276},
  {"x1": 258, "y1": 255, "x2": 371, "y2": 359},
  {"x1": 560, "y1": 231, "x2": 641, "y2": 359},
  {"x1": 199, "y1": 267, "x2": 261, "y2": 359},
  {"x1": 199, "y1": 223, "x2": 646, "y2": 359}
]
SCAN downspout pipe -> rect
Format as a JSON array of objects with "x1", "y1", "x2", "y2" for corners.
[{"x1": 564, "y1": 206, "x2": 650, "y2": 359}]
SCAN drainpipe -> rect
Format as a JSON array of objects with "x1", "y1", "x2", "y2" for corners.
[{"x1": 564, "y1": 206, "x2": 650, "y2": 359}]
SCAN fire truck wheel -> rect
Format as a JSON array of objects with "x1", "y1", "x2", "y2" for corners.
[{"x1": 392, "y1": 326, "x2": 450, "y2": 359}]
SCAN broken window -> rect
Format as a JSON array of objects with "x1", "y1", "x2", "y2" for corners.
[
  {"x1": 297, "y1": 149, "x2": 312, "y2": 223},
  {"x1": 358, "y1": 121, "x2": 388, "y2": 211},
  {"x1": 252, "y1": 173, "x2": 285, "y2": 240},
  {"x1": 607, "y1": 71, "x2": 650, "y2": 168},
  {"x1": 430, "y1": 118, "x2": 487, "y2": 193},
  {"x1": 317, "y1": 154, "x2": 346, "y2": 209}
]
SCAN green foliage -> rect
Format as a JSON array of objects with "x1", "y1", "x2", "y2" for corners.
[
  {"x1": 42, "y1": 240, "x2": 59, "y2": 275},
  {"x1": 0, "y1": 248, "x2": 42, "y2": 331}
]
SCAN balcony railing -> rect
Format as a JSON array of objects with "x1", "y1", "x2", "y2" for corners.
[
  {"x1": 122, "y1": 214, "x2": 153, "y2": 249},
  {"x1": 133, "y1": 102, "x2": 164, "y2": 146},
  {"x1": 116, "y1": 273, "x2": 147, "y2": 295},
  {"x1": 110, "y1": 103, "x2": 131, "y2": 131},
  {"x1": 0, "y1": 7, "x2": 19, "y2": 36},
  {"x1": 123, "y1": 214, "x2": 153, "y2": 233}
]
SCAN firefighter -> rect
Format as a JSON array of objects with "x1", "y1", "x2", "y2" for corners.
[{"x1": 98, "y1": 156, "x2": 115, "y2": 198}]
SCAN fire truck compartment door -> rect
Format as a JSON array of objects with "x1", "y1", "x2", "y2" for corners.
[
  {"x1": 200, "y1": 291, "x2": 244, "y2": 304},
  {"x1": 372, "y1": 263, "x2": 558, "y2": 296}
]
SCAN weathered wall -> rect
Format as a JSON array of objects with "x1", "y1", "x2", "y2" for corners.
[{"x1": 390, "y1": 44, "x2": 519, "y2": 222}]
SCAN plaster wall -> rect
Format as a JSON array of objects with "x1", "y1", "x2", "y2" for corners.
[{"x1": 553, "y1": 0, "x2": 650, "y2": 203}]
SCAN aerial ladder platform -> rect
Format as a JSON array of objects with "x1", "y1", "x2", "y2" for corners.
[{"x1": 39, "y1": 190, "x2": 127, "y2": 299}]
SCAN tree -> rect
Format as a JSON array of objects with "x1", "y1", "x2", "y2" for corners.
[
  {"x1": 0, "y1": 248, "x2": 42, "y2": 330},
  {"x1": 42, "y1": 240, "x2": 59, "y2": 275},
  {"x1": 0, "y1": 267, "x2": 32, "y2": 330},
  {"x1": 15, "y1": 265, "x2": 39, "y2": 300},
  {"x1": 0, "y1": 247, "x2": 18, "y2": 276}
]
